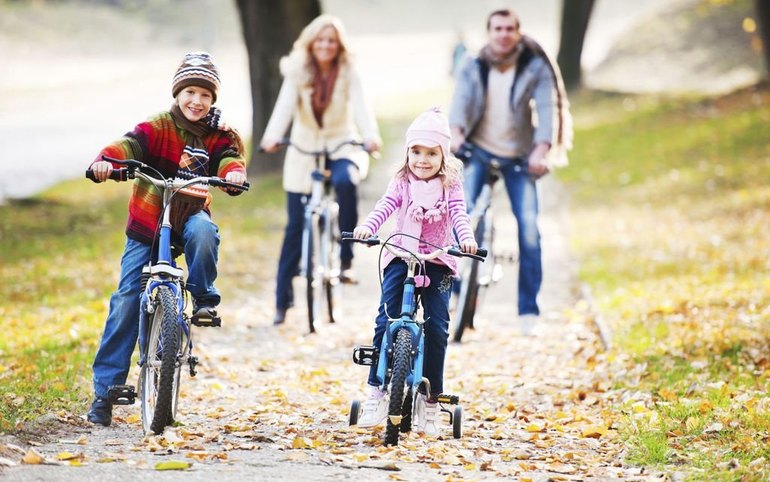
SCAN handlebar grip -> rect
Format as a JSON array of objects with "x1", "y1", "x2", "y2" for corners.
[
  {"x1": 341, "y1": 231, "x2": 354, "y2": 239},
  {"x1": 209, "y1": 178, "x2": 250, "y2": 191},
  {"x1": 85, "y1": 168, "x2": 128, "y2": 182},
  {"x1": 476, "y1": 248, "x2": 488, "y2": 258},
  {"x1": 341, "y1": 231, "x2": 380, "y2": 246},
  {"x1": 448, "y1": 247, "x2": 488, "y2": 261}
]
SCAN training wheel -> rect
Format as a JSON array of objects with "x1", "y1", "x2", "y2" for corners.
[
  {"x1": 349, "y1": 399, "x2": 361, "y2": 426},
  {"x1": 452, "y1": 405, "x2": 463, "y2": 439}
]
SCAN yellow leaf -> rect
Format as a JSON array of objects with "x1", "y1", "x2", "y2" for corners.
[
  {"x1": 292, "y1": 436, "x2": 309, "y2": 449},
  {"x1": 154, "y1": 460, "x2": 192, "y2": 470},
  {"x1": 21, "y1": 449, "x2": 45, "y2": 465},
  {"x1": 581, "y1": 425, "x2": 607, "y2": 438},
  {"x1": 463, "y1": 463, "x2": 477, "y2": 470},
  {"x1": 658, "y1": 388, "x2": 678, "y2": 402},
  {"x1": 56, "y1": 452, "x2": 80, "y2": 461},
  {"x1": 125, "y1": 414, "x2": 141, "y2": 424},
  {"x1": 525, "y1": 423, "x2": 543, "y2": 432},
  {"x1": 698, "y1": 400, "x2": 714, "y2": 413}
]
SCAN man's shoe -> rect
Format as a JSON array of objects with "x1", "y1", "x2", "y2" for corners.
[
  {"x1": 87, "y1": 396, "x2": 113, "y2": 427},
  {"x1": 356, "y1": 391, "x2": 389, "y2": 428},
  {"x1": 517, "y1": 314, "x2": 539, "y2": 337},
  {"x1": 273, "y1": 308, "x2": 287, "y2": 325}
]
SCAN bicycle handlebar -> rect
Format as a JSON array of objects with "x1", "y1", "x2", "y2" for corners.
[
  {"x1": 260, "y1": 138, "x2": 379, "y2": 159},
  {"x1": 86, "y1": 156, "x2": 250, "y2": 191},
  {"x1": 341, "y1": 232, "x2": 487, "y2": 262}
]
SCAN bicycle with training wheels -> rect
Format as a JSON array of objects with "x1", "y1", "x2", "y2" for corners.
[
  {"x1": 86, "y1": 156, "x2": 248, "y2": 434},
  {"x1": 274, "y1": 139, "x2": 372, "y2": 334},
  {"x1": 452, "y1": 144, "x2": 518, "y2": 342},
  {"x1": 343, "y1": 232, "x2": 486, "y2": 445}
]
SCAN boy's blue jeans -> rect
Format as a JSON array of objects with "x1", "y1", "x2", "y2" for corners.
[
  {"x1": 462, "y1": 143, "x2": 542, "y2": 316},
  {"x1": 275, "y1": 158, "x2": 359, "y2": 311},
  {"x1": 92, "y1": 211, "x2": 220, "y2": 398},
  {"x1": 368, "y1": 260, "x2": 454, "y2": 396}
]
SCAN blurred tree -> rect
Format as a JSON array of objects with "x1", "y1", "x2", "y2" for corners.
[
  {"x1": 556, "y1": 0, "x2": 594, "y2": 91},
  {"x1": 235, "y1": 0, "x2": 321, "y2": 175},
  {"x1": 756, "y1": 0, "x2": 770, "y2": 78}
]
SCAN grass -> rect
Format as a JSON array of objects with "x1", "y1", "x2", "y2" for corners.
[{"x1": 561, "y1": 83, "x2": 770, "y2": 480}]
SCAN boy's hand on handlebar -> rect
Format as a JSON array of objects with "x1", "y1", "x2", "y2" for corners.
[
  {"x1": 352, "y1": 226, "x2": 373, "y2": 240},
  {"x1": 222, "y1": 171, "x2": 247, "y2": 193},
  {"x1": 91, "y1": 160, "x2": 114, "y2": 182},
  {"x1": 460, "y1": 240, "x2": 478, "y2": 255}
]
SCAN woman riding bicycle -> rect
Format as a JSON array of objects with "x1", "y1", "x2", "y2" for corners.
[
  {"x1": 86, "y1": 52, "x2": 247, "y2": 427},
  {"x1": 260, "y1": 14, "x2": 381, "y2": 326},
  {"x1": 352, "y1": 108, "x2": 476, "y2": 437}
]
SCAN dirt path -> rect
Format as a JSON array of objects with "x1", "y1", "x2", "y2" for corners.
[{"x1": 2, "y1": 152, "x2": 654, "y2": 481}]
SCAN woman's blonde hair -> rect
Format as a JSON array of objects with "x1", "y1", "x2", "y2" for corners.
[
  {"x1": 279, "y1": 14, "x2": 352, "y2": 84},
  {"x1": 395, "y1": 149, "x2": 464, "y2": 188}
]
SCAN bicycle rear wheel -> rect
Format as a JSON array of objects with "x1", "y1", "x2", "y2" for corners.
[
  {"x1": 385, "y1": 328, "x2": 412, "y2": 446},
  {"x1": 139, "y1": 286, "x2": 181, "y2": 434},
  {"x1": 302, "y1": 214, "x2": 323, "y2": 333}
]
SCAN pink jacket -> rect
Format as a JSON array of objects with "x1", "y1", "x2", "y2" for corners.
[{"x1": 361, "y1": 176, "x2": 474, "y2": 275}]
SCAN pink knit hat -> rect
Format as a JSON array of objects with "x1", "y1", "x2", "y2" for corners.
[{"x1": 405, "y1": 107, "x2": 451, "y2": 159}]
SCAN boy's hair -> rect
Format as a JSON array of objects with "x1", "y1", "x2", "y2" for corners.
[{"x1": 172, "y1": 52, "x2": 221, "y2": 103}]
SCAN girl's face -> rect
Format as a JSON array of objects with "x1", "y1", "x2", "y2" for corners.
[
  {"x1": 312, "y1": 26, "x2": 341, "y2": 67},
  {"x1": 407, "y1": 144, "x2": 443, "y2": 180},
  {"x1": 176, "y1": 85, "x2": 213, "y2": 122}
]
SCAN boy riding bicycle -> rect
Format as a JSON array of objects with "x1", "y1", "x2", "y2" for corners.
[{"x1": 86, "y1": 52, "x2": 247, "y2": 427}]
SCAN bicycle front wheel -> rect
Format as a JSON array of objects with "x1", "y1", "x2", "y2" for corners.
[
  {"x1": 385, "y1": 328, "x2": 412, "y2": 446},
  {"x1": 139, "y1": 286, "x2": 181, "y2": 434},
  {"x1": 302, "y1": 214, "x2": 323, "y2": 333},
  {"x1": 324, "y1": 204, "x2": 341, "y2": 324}
]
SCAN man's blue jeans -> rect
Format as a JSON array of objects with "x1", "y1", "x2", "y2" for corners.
[
  {"x1": 462, "y1": 143, "x2": 542, "y2": 316},
  {"x1": 275, "y1": 158, "x2": 359, "y2": 311},
  {"x1": 92, "y1": 211, "x2": 220, "y2": 398},
  {"x1": 367, "y1": 260, "x2": 454, "y2": 396}
]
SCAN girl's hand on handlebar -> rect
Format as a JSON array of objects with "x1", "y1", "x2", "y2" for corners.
[
  {"x1": 352, "y1": 226, "x2": 373, "y2": 240},
  {"x1": 460, "y1": 240, "x2": 478, "y2": 255},
  {"x1": 91, "y1": 160, "x2": 114, "y2": 182},
  {"x1": 259, "y1": 138, "x2": 281, "y2": 153},
  {"x1": 222, "y1": 171, "x2": 247, "y2": 193}
]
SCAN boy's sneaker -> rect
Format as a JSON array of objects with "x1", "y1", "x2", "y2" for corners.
[
  {"x1": 356, "y1": 390, "x2": 389, "y2": 428},
  {"x1": 414, "y1": 393, "x2": 440, "y2": 437}
]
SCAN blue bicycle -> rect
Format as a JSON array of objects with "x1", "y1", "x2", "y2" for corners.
[
  {"x1": 342, "y1": 232, "x2": 486, "y2": 445},
  {"x1": 87, "y1": 157, "x2": 248, "y2": 434}
]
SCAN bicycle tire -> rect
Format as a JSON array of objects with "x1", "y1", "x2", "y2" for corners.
[
  {"x1": 302, "y1": 214, "x2": 322, "y2": 333},
  {"x1": 325, "y1": 204, "x2": 341, "y2": 324},
  {"x1": 453, "y1": 216, "x2": 485, "y2": 342},
  {"x1": 399, "y1": 386, "x2": 413, "y2": 433},
  {"x1": 139, "y1": 286, "x2": 180, "y2": 434},
  {"x1": 385, "y1": 328, "x2": 412, "y2": 446}
]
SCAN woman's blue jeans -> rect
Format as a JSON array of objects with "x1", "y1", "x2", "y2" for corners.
[
  {"x1": 275, "y1": 158, "x2": 359, "y2": 310},
  {"x1": 367, "y1": 260, "x2": 454, "y2": 396},
  {"x1": 462, "y1": 143, "x2": 542, "y2": 316},
  {"x1": 92, "y1": 211, "x2": 220, "y2": 398}
]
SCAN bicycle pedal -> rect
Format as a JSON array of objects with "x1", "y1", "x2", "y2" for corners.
[
  {"x1": 107, "y1": 384, "x2": 137, "y2": 405},
  {"x1": 352, "y1": 345, "x2": 378, "y2": 366},
  {"x1": 436, "y1": 393, "x2": 460, "y2": 405},
  {"x1": 191, "y1": 315, "x2": 221, "y2": 327}
]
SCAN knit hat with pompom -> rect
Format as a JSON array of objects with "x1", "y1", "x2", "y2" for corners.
[{"x1": 171, "y1": 52, "x2": 221, "y2": 103}]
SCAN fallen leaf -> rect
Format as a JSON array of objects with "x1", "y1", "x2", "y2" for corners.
[
  {"x1": 154, "y1": 460, "x2": 192, "y2": 471},
  {"x1": 21, "y1": 448, "x2": 45, "y2": 465}
]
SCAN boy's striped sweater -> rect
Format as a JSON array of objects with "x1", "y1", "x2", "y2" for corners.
[{"x1": 94, "y1": 111, "x2": 247, "y2": 244}]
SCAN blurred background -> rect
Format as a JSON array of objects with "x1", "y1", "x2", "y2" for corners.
[{"x1": 2, "y1": 0, "x2": 765, "y2": 200}]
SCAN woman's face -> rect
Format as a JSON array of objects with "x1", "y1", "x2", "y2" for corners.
[{"x1": 311, "y1": 26, "x2": 341, "y2": 67}]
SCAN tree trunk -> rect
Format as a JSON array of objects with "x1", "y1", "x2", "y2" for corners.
[
  {"x1": 235, "y1": 0, "x2": 321, "y2": 176},
  {"x1": 756, "y1": 0, "x2": 770, "y2": 79},
  {"x1": 556, "y1": 0, "x2": 595, "y2": 92}
]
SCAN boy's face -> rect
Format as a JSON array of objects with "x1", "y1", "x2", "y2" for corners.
[
  {"x1": 407, "y1": 144, "x2": 443, "y2": 180},
  {"x1": 177, "y1": 85, "x2": 213, "y2": 122}
]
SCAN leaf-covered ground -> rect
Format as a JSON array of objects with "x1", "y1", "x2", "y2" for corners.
[{"x1": 0, "y1": 145, "x2": 655, "y2": 481}]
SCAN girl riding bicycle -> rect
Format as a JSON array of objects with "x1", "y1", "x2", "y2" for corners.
[
  {"x1": 260, "y1": 14, "x2": 381, "y2": 326},
  {"x1": 86, "y1": 52, "x2": 247, "y2": 427},
  {"x1": 352, "y1": 108, "x2": 477, "y2": 437}
]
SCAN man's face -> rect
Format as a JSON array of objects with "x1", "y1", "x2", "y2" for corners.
[{"x1": 488, "y1": 14, "x2": 519, "y2": 56}]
